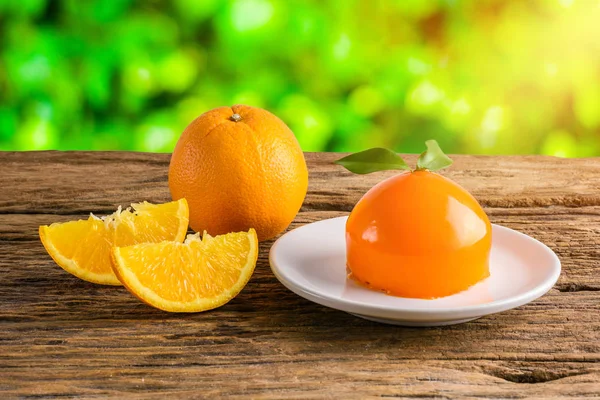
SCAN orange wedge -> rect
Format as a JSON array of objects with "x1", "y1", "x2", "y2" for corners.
[
  {"x1": 39, "y1": 199, "x2": 189, "y2": 285},
  {"x1": 111, "y1": 229, "x2": 258, "y2": 312}
]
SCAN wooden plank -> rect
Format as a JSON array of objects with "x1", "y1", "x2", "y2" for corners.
[
  {"x1": 2, "y1": 151, "x2": 600, "y2": 214},
  {"x1": 0, "y1": 363, "x2": 598, "y2": 398},
  {"x1": 0, "y1": 151, "x2": 599, "y2": 398},
  {"x1": 3, "y1": 209, "x2": 599, "y2": 291}
]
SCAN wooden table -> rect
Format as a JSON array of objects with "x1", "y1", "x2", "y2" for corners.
[{"x1": 1, "y1": 151, "x2": 599, "y2": 398}]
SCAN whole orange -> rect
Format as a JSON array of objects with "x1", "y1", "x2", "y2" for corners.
[{"x1": 168, "y1": 105, "x2": 308, "y2": 241}]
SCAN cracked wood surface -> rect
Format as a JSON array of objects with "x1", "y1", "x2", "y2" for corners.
[{"x1": 0, "y1": 151, "x2": 599, "y2": 399}]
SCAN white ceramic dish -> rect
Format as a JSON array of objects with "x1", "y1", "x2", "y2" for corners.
[{"x1": 269, "y1": 217, "x2": 561, "y2": 326}]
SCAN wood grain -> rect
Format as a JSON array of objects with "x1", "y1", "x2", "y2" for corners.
[{"x1": 1, "y1": 151, "x2": 599, "y2": 399}]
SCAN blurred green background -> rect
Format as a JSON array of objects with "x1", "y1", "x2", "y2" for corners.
[{"x1": 1, "y1": 0, "x2": 599, "y2": 156}]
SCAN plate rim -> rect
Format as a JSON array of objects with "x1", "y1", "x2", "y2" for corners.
[{"x1": 269, "y1": 216, "x2": 561, "y2": 322}]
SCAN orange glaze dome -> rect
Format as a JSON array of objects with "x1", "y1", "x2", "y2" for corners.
[{"x1": 345, "y1": 170, "x2": 492, "y2": 299}]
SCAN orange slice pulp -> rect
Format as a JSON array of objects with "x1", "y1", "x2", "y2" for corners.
[
  {"x1": 39, "y1": 199, "x2": 189, "y2": 285},
  {"x1": 111, "y1": 229, "x2": 258, "y2": 312}
]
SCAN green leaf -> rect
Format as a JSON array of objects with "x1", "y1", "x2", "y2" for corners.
[
  {"x1": 416, "y1": 139, "x2": 453, "y2": 171},
  {"x1": 334, "y1": 148, "x2": 410, "y2": 174}
]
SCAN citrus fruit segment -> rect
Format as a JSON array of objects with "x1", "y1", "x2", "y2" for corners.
[
  {"x1": 39, "y1": 199, "x2": 189, "y2": 285},
  {"x1": 111, "y1": 229, "x2": 258, "y2": 312}
]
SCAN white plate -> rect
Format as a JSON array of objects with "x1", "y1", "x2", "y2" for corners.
[{"x1": 269, "y1": 217, "x2": 561, "y2": 326}]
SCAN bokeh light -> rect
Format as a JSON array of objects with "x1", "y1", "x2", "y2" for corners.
[{"x1": 1, "y1": 0, "x2": 599, "y2": 156}]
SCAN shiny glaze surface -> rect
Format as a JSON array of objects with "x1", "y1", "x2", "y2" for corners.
[{"x1": 346, "y1": 170, "x2": 492, "y2": 299}]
